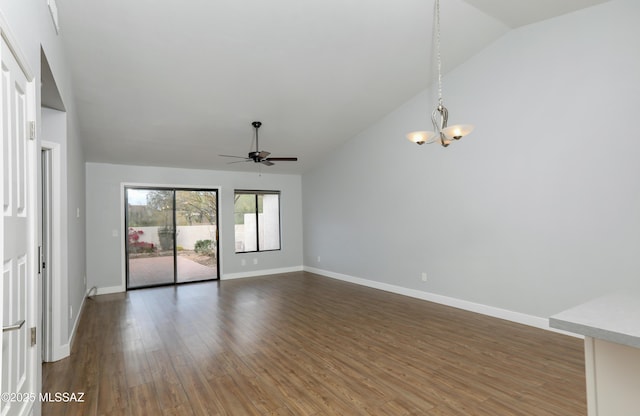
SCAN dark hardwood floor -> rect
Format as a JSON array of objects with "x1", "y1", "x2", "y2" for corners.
[{"x1": 43, "y1": 272, "x2": 586, "y2": 415}]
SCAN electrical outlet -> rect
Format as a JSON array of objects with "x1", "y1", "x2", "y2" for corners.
[
  {"x1": 241, "y1": 259, "x2": 246, "y2": 266},
  {"x1": 317, "y1": 256, "x2": 321, "y2": 263},
  {"x1": 253, "y1": 258, "x2": 258, "y2": 265},
  {"x1": 69, "y1": 305, "x2": 73, "y2": 319},
  {"x1": 421, "y1": 272, "x2": 427, "y2": 282}
]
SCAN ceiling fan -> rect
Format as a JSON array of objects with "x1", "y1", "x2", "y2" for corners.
[{"x1": 220, "y1": 121, "x2": 298, "y2": 166}]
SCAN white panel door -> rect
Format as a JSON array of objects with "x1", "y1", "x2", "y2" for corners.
[{"x1": 0, "y1": 35, "x2": 37, "y2": 416}]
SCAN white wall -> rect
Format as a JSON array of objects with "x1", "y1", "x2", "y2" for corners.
[
  {"x1": 0, "y1": 0, "x2": 86, "y2": 395},
  {"x1": 86, "y1": 162, "x2": 303, "y2": 292},
  {"x1": 129, "y1": 225, "x2": 216, "y2": 250},
  {"x1": 302, "y1": 0, "x2": 640, "y2": 321}
]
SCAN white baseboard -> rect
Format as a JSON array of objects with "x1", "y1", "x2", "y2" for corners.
[
  {"x1": 66, "y1": 289, "x2": 89, "y2": 355},
  {"x1": 222, "y1": 265, "x2": 303, "y2": 280},
  {"x1": 96, "y1": 285, "x2": 125, "y2": 295},
  {"x1": 303, "y1": 266, "x2": 580, "y2": 338},
  {"x1": 50, "y1": 289, "x2": 89, "y2": 362},
  {"x1": 51, "y1": 343, "x2": 70, "y2": 362},
  {"x1": 49, "y1": 342, "x2": 70, "y2": 362},
  {"x1": 52, "y1": 285, "x2": 123, "y2": 362}
]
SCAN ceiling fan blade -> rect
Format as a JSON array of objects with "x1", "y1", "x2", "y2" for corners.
[
  {"x1": 265, "y1": 157, "x2": 298, "y2": 161},
  {"x1": 258, "y1": 151, "x2": 271, "y2": 159},
  {"x1": 261, "y1": 160, "x2": 275, "y2": 166},
  {"x1": 227, "y1": 159, "x2": 252, "y2": 164},
  {"x1": 219, "y1": 154, "x2": 249, "y2": 159}
]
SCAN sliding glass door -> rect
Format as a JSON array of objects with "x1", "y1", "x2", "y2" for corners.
[
  {"x1": 175, "y1": 190, "x2": 218, "y2": 283},
  {"x1": 125, "y1": 187, "x2": 219, "y2": 289},
  {"x1": 126, "y1": 188, "x2": 175, "y2": 288}
]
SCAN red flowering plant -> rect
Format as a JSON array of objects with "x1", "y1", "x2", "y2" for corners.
[{"x1": 127, "y1": 228, "x2": 156, "y2": 253}]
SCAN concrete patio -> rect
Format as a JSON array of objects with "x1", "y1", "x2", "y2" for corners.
[{"x1": 128, "y1": 255, "x2": 218, "y2": 287}]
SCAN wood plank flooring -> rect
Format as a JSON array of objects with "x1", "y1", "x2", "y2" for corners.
[{"x1": 43, "y1": 272, "x2": 586, "y2": 415}]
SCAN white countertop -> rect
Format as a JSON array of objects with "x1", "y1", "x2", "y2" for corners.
[{"x1": 549, "y1": 292, "x2": 640, "y2": 349}]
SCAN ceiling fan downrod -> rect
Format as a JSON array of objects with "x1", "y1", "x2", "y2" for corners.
[{"x1": 252, "y1": 121, "x2": 262, "y2": 153}]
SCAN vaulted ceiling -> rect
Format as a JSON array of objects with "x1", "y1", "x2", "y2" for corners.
[{"x1": 56, "y1": 0, "x2": 611, "y2": 174}]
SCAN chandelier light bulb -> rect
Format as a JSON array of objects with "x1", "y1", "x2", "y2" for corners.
[
  {"x1": 406, "y1": 131, "x2": 437, "y2": 145},
  {"x1": 442, "y1": 124, "x2": 474, "y2": 141}
]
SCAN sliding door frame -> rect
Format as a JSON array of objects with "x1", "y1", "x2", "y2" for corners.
[{"x1": 124, "y1": 185, "x2": 220, "y2": 290}]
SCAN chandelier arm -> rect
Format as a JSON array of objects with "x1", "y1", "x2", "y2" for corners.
[
  {"x1": 431, "y1": 104, "x2": 448, "y2": 131},
  {"x1": 432, "y1": 103, "x2": 451, "y2": 147},
  {"x1": 431, "y1": 108, "x2": 439, "y2": 132}
]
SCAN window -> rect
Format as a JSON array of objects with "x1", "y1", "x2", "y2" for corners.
[{"x1": 234, "y1": 190, "x2": 281, "y2": 253}]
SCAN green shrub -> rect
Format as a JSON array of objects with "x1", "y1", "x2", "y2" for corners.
[{"x1": 194, "y1": 239, "x2": 213, "y2": 255}]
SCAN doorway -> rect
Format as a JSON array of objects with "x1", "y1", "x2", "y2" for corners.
[
  {"x1": 40, "y1": 49, "x2": 67, "y2": 363},
  {"x1": 125, "y1": 187, "x2": 219, "y2": 289},
  {"x1": 41, "y1": 147, "x2": 52, "y2": 361}
]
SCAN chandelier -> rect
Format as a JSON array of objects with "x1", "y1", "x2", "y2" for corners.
[{"x1": 406, "y1": 0, "x2": 473, "y2": 147}]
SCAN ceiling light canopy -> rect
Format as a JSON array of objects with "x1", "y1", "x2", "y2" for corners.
[{"x1": 406, "y1": 0, "x2": 473, "y2": 147}]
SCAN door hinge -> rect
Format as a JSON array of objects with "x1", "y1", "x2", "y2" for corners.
[
  {"x1": 30, "y1": 327, "x2": 36, "y2": 346},
  {"x1": 29, "y1": 121, "x2": 36, "y2": 140}
]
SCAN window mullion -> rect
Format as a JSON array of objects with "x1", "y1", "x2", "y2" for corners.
[{"x1": 255, "y1": 194, "x2": 260, "y2": 252}]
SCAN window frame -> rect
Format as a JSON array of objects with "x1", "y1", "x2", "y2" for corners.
[{"x1": 234, "y1": 189, "x2": 282, "y2": 253}]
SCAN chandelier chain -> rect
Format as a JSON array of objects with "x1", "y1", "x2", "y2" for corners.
[{"x1": 435, "y1": 0, "x2": 443, "y2": 106}]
